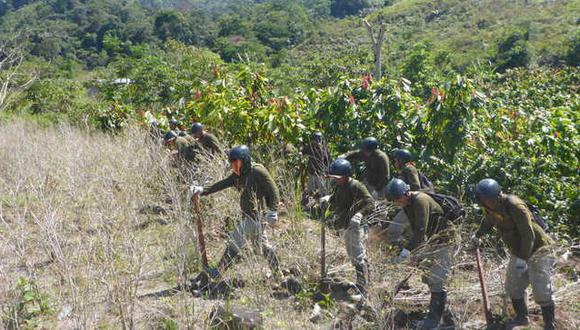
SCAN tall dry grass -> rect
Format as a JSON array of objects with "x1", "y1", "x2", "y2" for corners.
[{"x1": 0, "y1": 121, "x2": 577, "y2": 329}]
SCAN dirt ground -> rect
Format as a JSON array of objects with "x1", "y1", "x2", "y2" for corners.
[{"x1": 1, "y1": 122, "x2": 578, "y2": 329}]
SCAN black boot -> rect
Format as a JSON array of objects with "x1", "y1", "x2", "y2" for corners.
[
  {"x1": 541, "y1": 304, "x2": 556, "y2": 330},
  {"x1": 417, "y1": 291, "x2": 446, "y2": 330},
  {"x1": 506, "y1": 298, "x2": 529, "y2": 329},
  {"x1": 215, "y1": 245, "x2": 240, "y2": 278},
  {"x1": 262, "y1": 245, "x2": 280, "y2": 274}
]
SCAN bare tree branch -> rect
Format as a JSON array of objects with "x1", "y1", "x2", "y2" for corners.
[
  {"x1": 0, "y1": 41, "x2": 36, "y2": 112},
  {"x1": 363, "y1": 19, "x2": 386, "y2": 80}
]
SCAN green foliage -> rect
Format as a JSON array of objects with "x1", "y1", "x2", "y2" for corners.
[
  {"x1": 1, "y1": 0, "x2": 577, "y2": 240},
  {"x1": 422, "y1": 76, "x2": 485, "y2": 162},
  {"x1": 565, "y1": 30, "x2": 580, "y2": 67},
  {"x1": 2, "y1": 277, "x2": 53, "y2": 328},
  {"x1": 183, "y1": 62, "x2": 308, "y2": 145},
  {"x1": 494, "y1": 28, "x2": 531, "y2": 72},
  {"x1": 154, "y1": 10, "x2": 191, "y2": 43},
  {"x1": 401, "y1": 42, "x2": 436, "y2": 98},
  {"x1": 9, "y1": 78, "x2": 95, "y2": 125},
  {"x1": 253, "y1": 2, "x2": 311, "y2": 51},
  {"x1": 160, "y1": 318, "x2": 178, "y2": 330}
]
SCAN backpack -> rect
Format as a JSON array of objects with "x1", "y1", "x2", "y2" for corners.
[
  {"x1": 419, "y1": 172, "x2": 435, "y2": 191},
  {"x1": 425, "y1": 192, "x2": 465, "y2": 224},
  {"x1": 527, "y1": 203, "x2": 549, "y2": 231}
]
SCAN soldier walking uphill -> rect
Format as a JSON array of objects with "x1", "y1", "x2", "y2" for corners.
[
  {"x1": 301, "y1": 131, "x2": 331, "y2": 204},
  {"x1": 169, "y1": 117, "x2": 188, "y2": 137},
  {"x1": 319, "y1": 159, "x2": 374, "y2": 301},
  {"x1": 191, "y1": 145, "x2": 281, "y2": 279},
  {"x1": 190, "y1": 122, "x2": 224, "y2": 156},
  {"x1": 474, "y1": 179, "x2": 556, "y2": 330},
  {"x1": 387, "y1": 149, "x2": 435, "y2": 246},
  {"x1": 385, "y1": 178, "x2": 454, "y2": 330},
  {"x1": 343, "y1": 137, "x2": 390, "y2": 200},
  {"x1": 164, "y1": 131, "x2": 196, "y2": 162}
]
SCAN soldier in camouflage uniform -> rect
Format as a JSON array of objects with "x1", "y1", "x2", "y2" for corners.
[
  {"x1": 386, "y1": 178, "x2": 453, "y2": 330},
  {"x1": 191, "y1": 145, "x2": 280, "y2": 278},
  {"x1": 387, "y1": 149, "x2": 435, "y2": 246},
  {"x1": 474, "y1": 178, "x2": 556, "y2": 330},
  {"x1": 190, "y1": 122, "x2": 224, "y2": 156},
  {"x1": 164, "y1": 130, "x2": 196, "y2": 162},
  {"x1": 301, "y1": 131, "x2": 331, "y2": 202},
  {"x1": 320, "y1": 158, "x2": 374, "y2": 300},
  {"x1": 343, "y1": 137, "x2": 390, "y2": 200}
]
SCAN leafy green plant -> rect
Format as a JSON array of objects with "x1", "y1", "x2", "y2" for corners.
[{"x1": 2, "y1": 277, "x2": 53, "y2": 328}]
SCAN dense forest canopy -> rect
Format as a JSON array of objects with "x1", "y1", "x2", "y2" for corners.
[{"x1": 0, "y1": 0, "x2": 577, "y2": 71}]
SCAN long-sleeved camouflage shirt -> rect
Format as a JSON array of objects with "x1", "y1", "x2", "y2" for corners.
[
  {"x1": 403, "y1": 192, "x2": 445, "y2": 251},
  {"x1": 198, "y1": 132, "x2": 224, "y2": 155},
  {"x1": 345, "y1": 149, "x2": 390, "y2": 192},
  {"x1": 202, "y1": 163, "x2": 279, "y2": 219},
  {"x1": 400, "y1": 164, "x2": 433, "y2": 192},
  {"x1": 302, "y1": 142, "x2": 331, "y2": 175},
  {"x1": 476, "y1": 194, "x2": 553, "y2": 260},
  {"x1": 329, "y1": 178, "x2": 374, "y2": 229}
]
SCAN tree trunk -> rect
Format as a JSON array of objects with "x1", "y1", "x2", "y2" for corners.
[
  {"x1": 0, "y1": 41, "x2": 35, "y2": 112},
  {"x1": 363, "y1": 19, "x2": 386, "y2": 80}
]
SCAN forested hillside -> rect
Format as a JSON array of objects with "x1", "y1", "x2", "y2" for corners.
[
  {"x1": 0, "y1": 0, "x2": 577, "y2": 72},
  {"x1": 0, "y1": 1, "x2": 578, "y2": 328}
]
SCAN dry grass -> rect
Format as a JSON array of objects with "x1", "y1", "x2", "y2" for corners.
[{"x1": 0, "y1": 121, "x2": 578, "y2": 329}]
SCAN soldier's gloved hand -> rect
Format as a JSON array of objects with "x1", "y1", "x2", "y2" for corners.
[
  {"x1": 264, "y1": 211, "x2": 278, "y2": 225},
  {"x1": 190, "y1": 185, "x2": 204, "y2": 195},
  {"x1": 470, "y1": 232, "x2": 482, "y2": 248},
  {"x1": 351, "y1": 212, "x2": 363, "y2": 224},
  {"x1": 514, "y1": 257, "x2": 528, "y2": 272},
  {"x1": 393, "y1": 248, "x2": 411, "y2": 264},
  {"x1": 319, "y1": 195, "x2": 331, "y2": 209}
]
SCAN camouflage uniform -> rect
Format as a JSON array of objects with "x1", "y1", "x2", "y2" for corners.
[
  {"x1": 387, "y1": 163, "x2": 434, "y2": 246},
  {"x1": 202, "y1": 163, "x2": 280, "y2": 272},
  {"x1": 477, "y1": 194, "x2": 555, "y2": 307},
  {"x1": 302, "y1": 142, "x2": 330, "y2": 197},
  {"x1": 328, "y1": 178, "x2": 374, "y2": 294},
  {"x1": 345, "y1": 149, "x2": 390, "y2": 199}
]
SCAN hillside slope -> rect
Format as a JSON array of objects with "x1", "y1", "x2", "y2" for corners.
[
  {"x1": 0, "y1": 122, "x2": 578, "y2": 328},
  {"x1": 284, "y1": 0, "x2": 578, "y2": 85}
]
